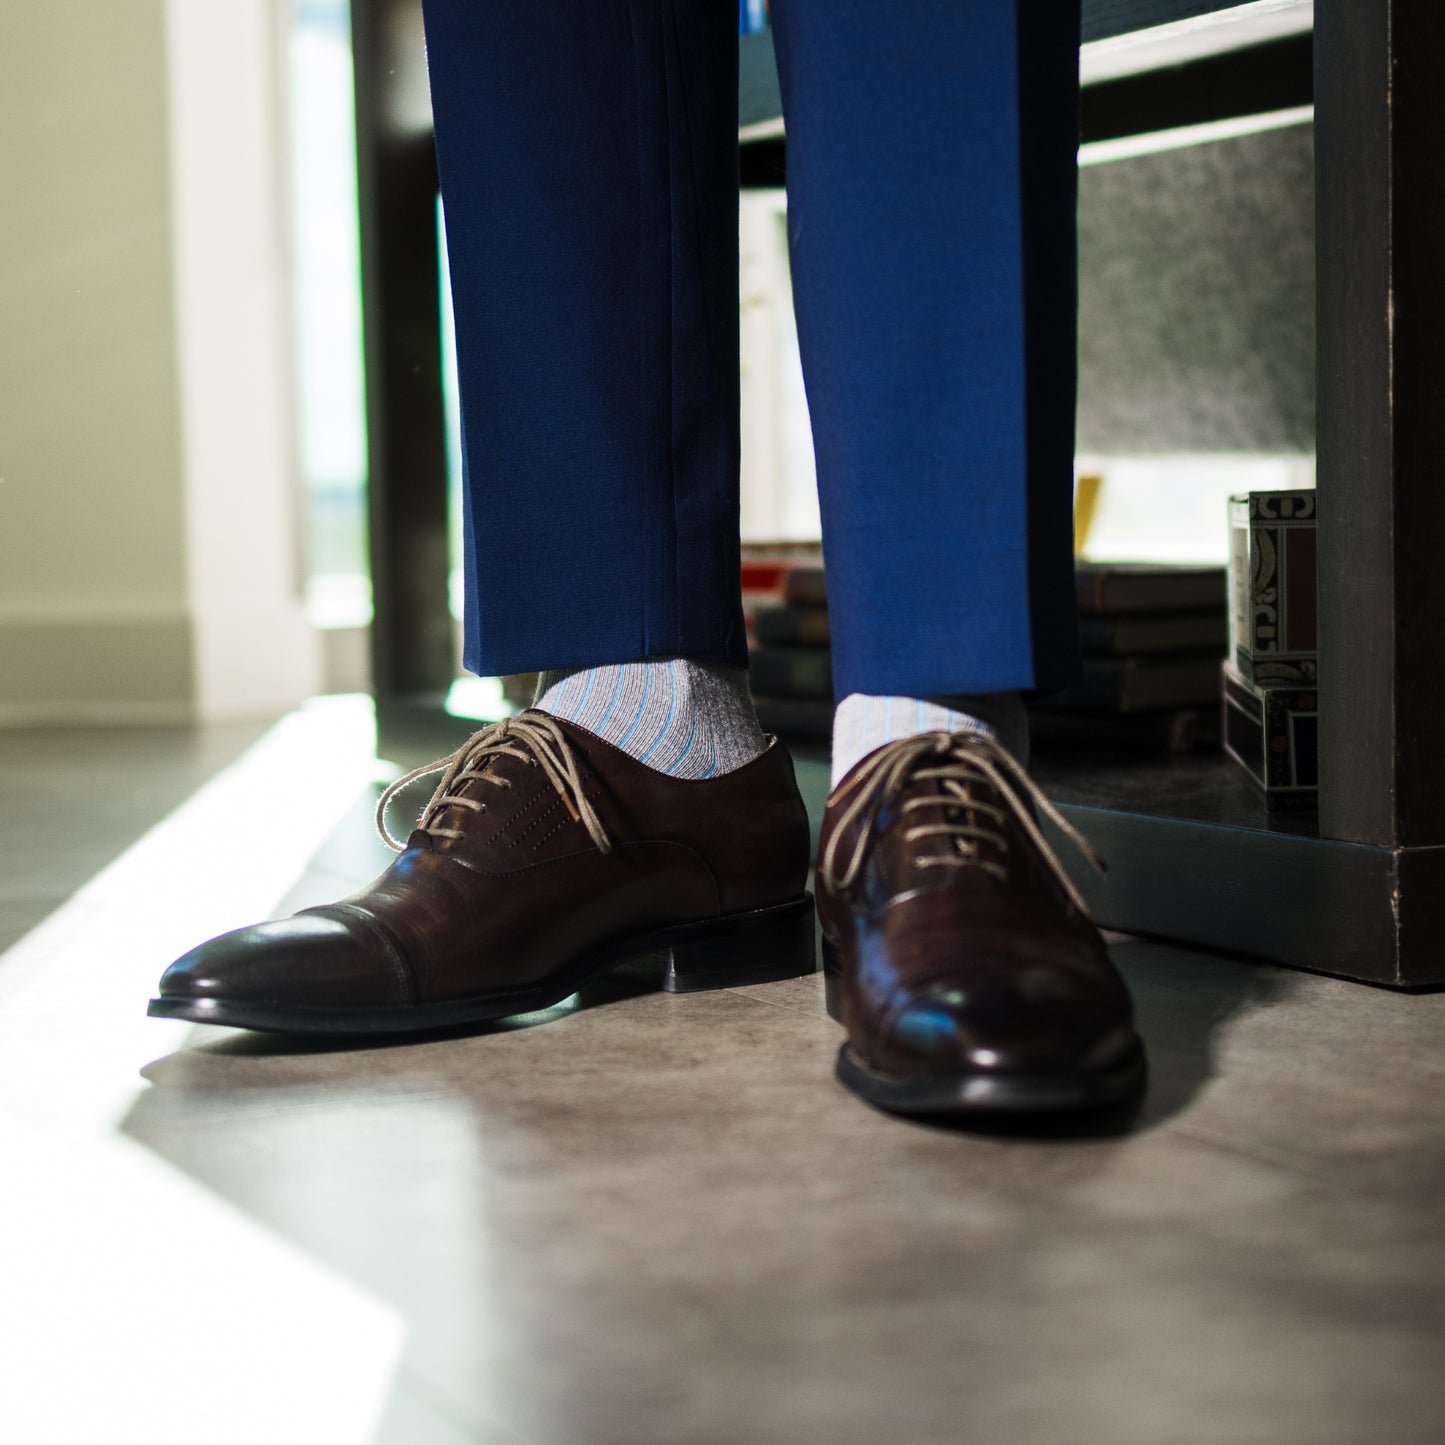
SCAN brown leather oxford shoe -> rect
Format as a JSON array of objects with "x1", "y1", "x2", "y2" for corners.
[
  {"x1": 815, "y1": 731, "x2": 1145, "y2": 1116},
  {"x1": 150, "y1": 711, "x2": 815, "y2": 1034}
]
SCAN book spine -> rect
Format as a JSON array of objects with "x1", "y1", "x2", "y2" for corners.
[
  {"x1": 1075, "y1": 570, "x2": 1108, "y2": 614},
  {"x1": 753, "y1": 697, "x2": 832, "y2": 742},
  {"x1": 753, "y1": 604, "x2": 831, "y2": 647},
  {"x1": 782, "y1": 566, "x2": 828, "y2": 606},
  {"x1": 1078, "y1": 613, "x2": 1228, "y2": 656},
  {"x1": 748, "y1": 645, "x2": 833, "y2": 700},
  {"x1": 740, "y1": 561, "x2": 792, "y2": 594},
  {"x1": 1074, "y1": 565, "x2": 1227, "y2": 615},
  {"x1": 1047, "y1": 656, "x2": 1222, "y2": 713},
  {"x1": 1029, "y1": 706, "x2": 1219, "y2": 754}
]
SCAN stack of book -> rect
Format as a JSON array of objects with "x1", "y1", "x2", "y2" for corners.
[
  {"x1": 1031, "y1": 562, "x2": 1229, "y2": 755},
  {"x1": 743, "y1": 551, "x2": 832, "y2": 743},
  {"x1": 740, "y1": 552, "x2": 1230, "y2": 754}
]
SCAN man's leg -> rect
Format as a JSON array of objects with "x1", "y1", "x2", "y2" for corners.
[
  {"x1": 425, "y1": 0, "x2": 765, "y2": 779},
  {"x1": 771, "y1": 0, "x2": 1080, "y2": 720},
  {"x1": 147, "y1": 2, "x2": 815, "y2": 1034},
  {"x1": 772, "y1": 0, "x2": 1145, "y2": 1115},
  {"x1": 426, "y1": 0, "x2": 744, "y2": 678}
]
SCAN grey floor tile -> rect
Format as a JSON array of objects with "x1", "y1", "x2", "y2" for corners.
[
  {"x1": 728, "y1": 969, "x2": 830, "y2": 1019},
  {"x1": 267, "y1": 780, "x2": 439, "y2": 917},
  {"x1": 0, "y1": 721, "x2": 268, "y2": 907},
  {"x1": 1115, "y1": 938, "x2": 1445, "y2": 1196},
  {"x1": 10, "y1": 710, "x2": 1444, "y2": 1445},
  {"x1": 303, "y1": 784, "x2": 400, "y2": 888},
  {"x1": 372, "y1": 1377, "x2": 534, "y2": 1445},
  {"x1": 126, "y1": 978, "x2": 1445, "y2": 1445},
  {"x1": 269, "y1": 864, "x2": 370, "y2": 917},
  {"x1": 0, "y1": 897, "x2": 62, "y2": 954}
]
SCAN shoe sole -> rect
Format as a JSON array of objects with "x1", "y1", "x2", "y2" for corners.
[
  {"x1": 833, "y1": 1038, "x2": 1148, "y2": 1117},
  {"x1": 147, "y1": 894, "x2": 816, "y2": 1036},
  {"x1": 822, "y1": 935, "x2": 1147, "y2": 1117}
]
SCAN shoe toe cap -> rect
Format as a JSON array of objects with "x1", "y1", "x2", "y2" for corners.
[
  {"x1": 158, "y1": 910, "x2": 410, "y2": 1010},
  {"x1": 875, "y1": 965, "x2": 1134, "y2": 1080}
]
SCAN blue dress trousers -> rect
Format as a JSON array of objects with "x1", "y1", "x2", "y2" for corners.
[{"x1": 420, "y1": 0, "x2": 1083, "y2": 700}]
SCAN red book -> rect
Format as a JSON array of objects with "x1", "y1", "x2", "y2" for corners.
[{"x1": 740, "y1": 559, "x2": 794, "y2": 594}]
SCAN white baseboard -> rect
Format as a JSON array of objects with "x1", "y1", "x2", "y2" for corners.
[
  {"x1": 189, "y1": 603, "x2": 321, "y2": 721},
  {"x1": 0, "y1": 613, "x2": 194, "y2": 724},
  {"x1": 0, "y1": 606, "x2": 328, "y2": 725}
]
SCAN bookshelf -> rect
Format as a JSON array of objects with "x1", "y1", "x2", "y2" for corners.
[
  {"x1": 352, "y1": 1, "x2": 1445, "y2": 987},
  {"x1": 739, "y1": 0, "x2": 1316, "y2": 133}
]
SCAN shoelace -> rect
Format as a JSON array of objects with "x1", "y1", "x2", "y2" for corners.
[
  {"x1": 375, "y1": 713, "x2": 611, "y2": 855},
  {"x1": 817, "y1": 731, "x2": 1105, "y2": 916}
]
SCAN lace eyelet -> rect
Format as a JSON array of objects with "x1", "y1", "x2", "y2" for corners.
[{"x1": 373, "y1": 712, "x2": 613, "y2": 857}]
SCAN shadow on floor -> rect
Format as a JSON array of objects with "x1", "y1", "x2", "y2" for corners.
[
  {"x1": 868, "y1": 938, "x2": 1285, "y2": 1145},
  {"x1": 141, "y1": 957, "x2": 672, "y2": 1067},
  {"x1": 1112, "y1": 935, "x2": 1287, "y2": 1128}
]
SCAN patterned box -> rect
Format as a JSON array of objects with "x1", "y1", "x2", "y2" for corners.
[
  {"x1": 1222, "y1": 661, "x2": 1318, "y2": 807},
  {"x1": 1228, "y1": 489, "x2": 1318, "y2": 685}
]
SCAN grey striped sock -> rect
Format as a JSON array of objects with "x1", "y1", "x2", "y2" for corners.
[
  {"x1": 830, "y1": 691, "x2": 1029, "y2": 788},
  {"x1": 533, "y1": 659, "x2": 766, "y2": 780}
]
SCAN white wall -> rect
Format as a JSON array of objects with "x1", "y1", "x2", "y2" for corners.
[
  {"x1": 165, "y1": 0, "x2": 320, "y2": 719},
  {"x1": 738, "y1": 190, "x2": 819, "y2": 543},
  {"x1": 0, "y1": 0, "x2": 319, "y2": 723}
]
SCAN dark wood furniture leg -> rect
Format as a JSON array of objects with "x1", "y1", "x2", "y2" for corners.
[
  {"x1": 1042, "y1": 0, "x2": 1445, "y2": 987},
  {"x1": 352, "y1": 0, "x2": 455, "y2": 740},
  {"x1": 1316, "y1": 0, "x2": 1445, "y2": 853}
]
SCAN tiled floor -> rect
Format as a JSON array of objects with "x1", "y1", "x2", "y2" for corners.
[
  {"x1": 0, "y1": 717, "x2": 269, "y2": 955},
  {"x1": 2, "y1": 701, "x2": 1443, "y2": 1445}
]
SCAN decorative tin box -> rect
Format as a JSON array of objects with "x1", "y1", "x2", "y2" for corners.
[
  {"x1": 1228, "y1": 489, "x2": 1318, "y2": 685},
  {"x1": 1221, "y1": 660, "x2": 1318, "y2": 807}
]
